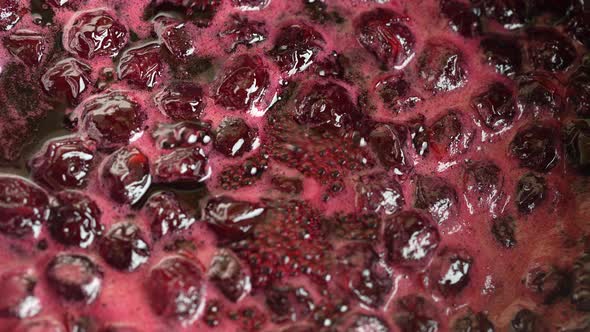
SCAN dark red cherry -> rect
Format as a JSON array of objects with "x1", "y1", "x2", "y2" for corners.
[
  {"x1": 208, "y1": 249, "x2": 251, "y2": 302},
  {"x1": 564, "y1": 120, "x2": 590, "y2": 174},
  {"x1": 510, "y1": 309, "x2": 545, "y2": 332},
  {"x1": 203, "y1": 196, "x2": 266, "y2": 240},
  {"x1": 517, "y1": 72, "x2": 564, "y2": 117},
  {"x1": 474, "y1": 0, "x2": 530, "y2": 29},
  {"x1": 146, "y1": 256, "x2": 206, "y2": 322},
  {"x1": 153, "y1": 148, "x2": 210, "y2": 184},
  {"x1": 30, "y1": 136, "x2": 96, "y2": 190},
  {"x1": 265, "y1": 285, "x2": 314, "y2": 323},
  {"x1": 418, "y1": 41, "x2": 468, "y2": 94},
  {"x1": 462, "y1": 160, "x2": 503, "y2": 209},
  {"x1": 384, "y1": 210, "x2": 440, "y2": 267},
  {"x1": 567, "y1": 11, "x2": 590, "y2": 49},
  {"x1": 491, "y1": 215, "x2": 516, "y2": 248},
  {"x1": 101, "y1": 147, "x2": 151, "y2": 205},
  {"x1": 63, "y1": 9, "x2": 128, "y2": 59},
  {"x1": 41, "y1": 58, "x2": 92, "y2": 103},
  {"x1": 214, "y1": 117, "x2": 258, "y2": 157},
  {"x1": 345, "y1": 315, "x2": 391, "y2": 332},
  {"x1": 219, "y1": 14, "x2": 267, "y2": 52},
  {"x1": 117, "y1": 42, "x2": 163, "y2": 89},
  {"x1": 368, "y1": 123, "x2": 410, "y2": 172},
  {"x1": 356, "y1": 8, "x2": 415, "y2": 68},
  {"x1": 0, "y1": 271, "x2": 39, "y2": 319},
  {"x1": 480, "y1": 34, "x2": 523, "y2": 77},
  {"x1": 567, "y1": 65, "x2": 590, "y2": 118},
  {"x1": 232, "y1": 0, "x2": 269, "y2": 10},
  {"x1": 3, "y1": 30, "x2": 46, "y2": 66},
  {"x1": 524, "y1": 264, "x2": 572, "y2": 304},
  {"x1": 515, "y1": 173, "x2": 546, "y2": 214},
  {"x1": 452, "y1": 310, "x2": 495, "y2": 332},
  {"x1": 414, "y1": 175, "x2": 459, "y2": 223},
  {"x1": 99, "y1": 222, "x2": 150, "y2": 272},
  {"x1": 509, "y1": 124, "x2": 559, "y2": 172},
  {"x1": 428, "y1": 110, "x2": 471, "y2": 157},
  {"x1": 81, "y1": 91, "x2": 146, "y2": 150},
  {"x1": 50, "y1": 190, "x2": 102, "y2": 248},
  {"x1": 151, "y1": 121, "x2": 212, "y2": 150},
  {"x1": 143, "y1": 191, "x2": 196, "y2": 239},
  {"x1": 471, "y1": 82, "x2": 516, "y2": 131},
  {"x1": 294, "y1": 81, "x2": 361, "y2": 131},
  {"x1": 429, "y1": 248, "x2": 473, "y2": 297},
  {"x1": 394, "y1": 295, "x2": 440, "y2": 332},
  {"x1": 155, "y1": 81, "x2": 206, "y2": 120},
  {"x1": 355, "y1": 172, "x2": 405, "y2": 216},
  {"x1": 0, "y1": 176, "x2": 51, "y2": 238},
  {"x1": 46, "y1": 254, "x2": 103, "y2": 303},
  {"x1": 268, "y1": 23, "x2": 325, "y2": 75},
  {"x1": 526, "y1": 28, "x2": 576, "y2": 72},
  {"x1": 440, "y1": 0, "x2": 482, "y2": 38},
  {"x1": 214, "y1": 54, "x2": 269, "y2": 111},
  {"x1": 100, "y1": 325, "x2": 140, "y2": 332},
  {"x1": 0, "y1": 0, "x2": 24, "y2": 31},
  {"x1": 185, "y1": 0, "x2": 222, "y2": 27},
  {"x1": 376, "y1": 73, "x2": 422, "y2": 112},
  {"x1": 160, "y1": 23, "x2": 196, "y2": 60}
]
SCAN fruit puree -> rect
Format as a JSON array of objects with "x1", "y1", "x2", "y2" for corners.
[{"x1": 0, "y1": 0, "x2": 589, "y2": 331}]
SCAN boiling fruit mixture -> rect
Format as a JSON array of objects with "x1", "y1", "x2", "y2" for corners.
[{"x1": 1, "y1": 0, "x2": 590, "y2": 331}]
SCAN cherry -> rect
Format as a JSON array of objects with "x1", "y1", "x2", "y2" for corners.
[
  {"x1": 203, "y1": 196, "x2": 266, "y2": 241},
  {"x1": 219, "y1": 14, "x2": 266, "y2": 52},
  {"x1": 510, "y1": 309, "x2": 545, "y2": 332},
  {"x1": 81, "y1": 91, "x2": 146, "y2": 150},
  {"x1": 509, "y1": 124, "x2": 559, "y2": 172},
  {"x1": 480, "y1": 34, "x2": 522, "y2": 77},
  {"x1": 101, "y1": 325, "x2": 140, "y2": 332},
  {"x1": 462, "y1": 160, "x2": 503, "y2": 210},
  {"x1": 146, "y1": 256, "x2": 207, "y2": 322},
  {"x1": 208, "y1": 249, "x2": 251, "y2": 302},
  {"x1": 153, "y1": 148, "x2": 209, "y2": 184},
  {"x1": 46, "y1": 0, "x2": 72, "y2": 7},
  {"x1": 232, "y1": 0, "x2": 269, "y2": 10},
  {"x1": 567, "y1": 11, "x2": 590, "y2": 49},
  {"x1": 573, "y1": 252, "x2": 590, "y2": 311},
  {"x1": 564, "y1": 120, "x2": 590, "y2": 173},
  {"x1": 567, "y1": 65, "x2": 590, "y2": 118},
  {"x1": 384, "y1": 210, "x2": 440, "y2": 267},
  {"x1": 408, "y1": 116, "x2": 429, "y2": 157},
  {"x1": 517, "y1": 72, "x2": 564, "y2": 117},
  {"x1": 155, "y1": 81, "x2": 206, "y2": 120},
  {"x1": 101, "y1": 147, "x2": 151, "y2": 205},
  {"x1": 0, "y1": 271, "x2": 40, "y2": 319},
  {"x1": 418, "y1": 41, "x2": 468, "y2": 94},
  {"x1": 524, "y1": 264, "x2": 571, "y2": 304},
  {"x1": 452, "y1": 310, "x2": 495, "y2": 332},
  {"x1": 526, "y1": 28, "x2": 576, "y2": 72},
  {"x1": 428, "y1": 111, "x2": 471, "y2": 157},
  {"x1": 0, "y1": 0, "x2": 24, "y2": 31},
  {"x1": 429, "y1": 248, "x2": 473, "y2": 297},
  {"x1": 345, "y1": 315, "x2": 391, "y2": 332},
  {"x1": 50, "y1": 190, "x2": 103, "y2": 248},
  {"x1": 393, "y1": 295, "x2": 440, "y2": 332},
  {"x1": 185, "y1": 0, "x2": 222, "y2": 27},
  {"x1": 294, "y1": 81, "x2": 361, "y2": 131},
  {"x1": 41, "y1": 58, "x2": 93, "y2": 103},
  {"x1": 515, "y1": 173, "x2": 546, "y2": 214},
  {"x1": 214, "y1": 117, "x2": 257, "y2": 157},
  {"x1": 46, "y1": 254, "x2": 103, "y2": 303},
  {"x1": 13, "y1": 319, "x2": 65, "y2": 332},
  {"x1": 117, "y1": 42, "x2": 163, "y2": 89},
  {"x1": 151, "y1": 121, "x2": 212, "y2": 150},
  {"x1": 214, "y1": 54, "x2": 269, "y2": 111},
  {"x1": 368, "y1": 123, "x2": 410, "y2": 172},
  {"x1": 356, "y1": 8, "x2": 415, "y2": 69},
  {"x1": 376, "y1": 74, "x2": 422, "y2": 112},
  {"x1": 474, "y1": 0, "x2": 530, "y2": 29},
  {"x1": 355, "y1": 172, "x2": 405, "y2": 216},
  {"x1": 491, "y1": 215, "x2": 516, "y2": 248},
  {"x1": 268, "y1": 23, "x2": 325, "y2": 75},
  {"x1": 414, "y1": 175, "x2": 459, "y2": 223},
  {"x1": 63, "y1": 9, "x2": 128, "y2": 59},
  {"x1": 29, "y1": 136, "x2": 96, "y2": 190},
  {"x1": 0, "y1": 175, "x2": 51, "y2": 238},
  {"x1": 160, "y1": 23, "x2": 195, "y2": 60},
  {"x1": 99, "y1": 222, "x2": 150, "y2": 272},
  {"x1": 143, "y1": 192, "x2": 196, "y2": 239},
  {"x1": 3, "y1": 30, "x2": 46, "y2": 66},
  {"x1": 265, "y1": 285, "x2": 314, "y2": 323},
  {"x1": 440, "y1": 0, "x2": 482, "y2": 38},
  {"x1": 471, "y1": 82, "x2": 516, "y2": 131}
]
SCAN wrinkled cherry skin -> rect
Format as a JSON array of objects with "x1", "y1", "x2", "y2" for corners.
[
  {"x1": 356, "y1": 8, "x2": 415, "y2": 69},
  {"x1": 567, "y1": 11, "x2": 590, "y2": 49},
  {"x1": 414, "y1": 175, "x2": 459, "y2": 222},
  {"x1": 49, "y1": 190, "x2": 103, "y2": 248},
  {"x1": 143, "y1": 191, "x2": 196, "y2": 239},
  {"x1": 155, "y1": 81, "x2": 206, "y2": 121},
  {"x1": 384, "y1": 210, "x2": 440, "y2": 267},
  {"x1": 517, "y1": 72, "x2": 564, "y2": 117},
  {"x1": 355, "y1": 172, "x2": 405, "y2": 216},
  {"x1": 219, "y1": 14, "x2": 267, "y2": 53},
  {"x1": 440, "y1": 0, "x2": 482, "y2": 38},
  {"x1": 471, "y1": 82, "x2": 516, "y2": 131},
  {"x1": 29, "y1": 136, "x2": 97, "y2": 190},
  {"x1": 394, "y1": 295, "x2": 440, "y2": 332},
  {"x1": 232, "y1": 0, "x2": 269, "y2": 10},
  {"x1": 203, "y1": 196, "x2": 266, "y2": 241},
  {"x1": 63, "y1": 9, "x2": 128, "y2": 59},
  {"x1": 462, "y1": 160, "x2": 503, "y2": 209},
  {"x1": 376, "y1": 73, "x2": 422, "y2": 112},
  {"x1": 117, "y1": 42, "x2": 163, "y2": 89},
  {"x1": 0, "y1": 176, "x2": 51, "y2": 238},
  {"x1": 81, "y1": 91, "x2": 147, "y2": 150},
  {"x1": 526, "y1": 28, "x2": 577, "y2": 72},
  {"x1": 428, "y1": 110, "x2": 471, "y2": 157},
  {"x1": 41, "y1": 58, "x2": 93, "y2": 103},
  {"x1": 567, "y1": 65, "x2": 590, "y2": 118},
  {"x1": 214, "y1": 117, "x2": 257, "y2": 157},
  {"x1": 101, "y1": 147, "x2": 151, "y2": 205},
  {"x1": 515, "y1": 173, "x2": 546, "y2": 214},
  {"x1": 3, "y1": 30, "x2": 46, "y2": 66},
  {"x1": 509, "y1": 124, "x2": 559, "y2": 173},
  {"x1": 491, "y1": 215, "x2": 517, "y2": 248},
  {"x1": 345, "y1": 314, "x2": 391, "y2": 332},
  {"x1": 268, "y1": 23, "x2": 325, "y2": 75},
  {"x1": 159, "y1": 22, "x2": 196, "y2": 60},
  {"x1": 208, "y1": 249, "x2": 252, "y2": 302},
  {"x1": 46, "y1": 254, "x2": 103, "y2": 304},
  {"x1": 152, "y1": 148, "x2": 210, "y2": 184},
  {"x1": 429, "y1": 248, "x2": 473, "y2": 297},
  {"x1": 368, "y1": 123, "x2": 410, "y2": 172},
  {"x1": 418, "y1": 41, "x2": 468, "y2": 94},
  {"x1": 99, "y1": 222, "x2": 151, "y2": 272},
  {"x1": 146, "y1": 256, "x2": 207, "y2": 322},
  {"x1": 452, "y1": 310, "x2": 495, "y2": 332},
  {"x1": 215, "y1": 54, "x2": 270, "y2": 111},
  {"x1": 564, "y1": 120, "x2": 590, "y2": 174},
  {"x1": 480, "y1": 34, "x2": 523, "y2": 77},
  {"x1": 151, "y1": 121, "x2": 212, "y2": 150}
]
